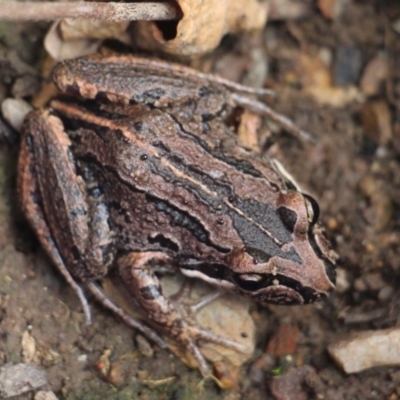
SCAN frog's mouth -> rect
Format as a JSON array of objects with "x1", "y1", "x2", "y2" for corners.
[
  {"x1": 180, "y1": 261, "x2": 333, "y2": 305},
  {"x1": 230, "y1": 271, "x2": 327, "y2": 305}
]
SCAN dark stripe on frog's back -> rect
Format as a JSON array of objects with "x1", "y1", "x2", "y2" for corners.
[
  {"x1": 153, "y1": 91, "x2": 266, "y2": 180},
  {"x1": 99, "y1": 168, "x2": 229, "y2": 260},
  {"x1": 169, "y1": 113, "x2": 265, "y2": 179}
]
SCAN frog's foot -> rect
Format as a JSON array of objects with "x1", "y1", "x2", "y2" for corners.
[
  {"x1": 30, "y1": 232, "x2": 92, "y2": 324},
  {"x1": 49, "y1": 241, "x2": 92, "y2": 324},
  {"x1": 189, "y1": 290, "x2": 223, "y2": 313},
  {"x1": 188, "y1": 326, "x2": 249, "y2": 353},
  {"x1": 87, "y1": 280, "x2": 243, "y2": 378},
  {"x1": 86, "y1": 282, "x2": 167, "y2": 349},
  {"x1": 169, "y1": 282, "x2": 224, "y2": 314},
  {"x1": 171, "y1": 288, "x2": 251, "y2": 352},
  {"x1": 166, "y1": 322, "x2": 250, "y2": 377}
]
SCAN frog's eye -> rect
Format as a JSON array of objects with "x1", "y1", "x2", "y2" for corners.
[
  {"x1": 304, "y1": 194, "x2": 319, "y2": 226},
  {"x1": 232, "y1": 273, "x2": 264, "y2": 291},
  {"x1": 277, "y1": 191, "x2": 320, "y2": 234}
]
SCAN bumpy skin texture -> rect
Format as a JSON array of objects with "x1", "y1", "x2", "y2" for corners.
[{"x1": 18, "y1": 54, "x2": 337, "y2": 376}]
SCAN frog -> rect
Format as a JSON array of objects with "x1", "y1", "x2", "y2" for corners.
[{"x1": 17, "y1": 53, "x2": 337, "y2": 376}]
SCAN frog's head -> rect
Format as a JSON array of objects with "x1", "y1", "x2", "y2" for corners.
[{"x1": 228, "y1": 190, "x2": 337, "y2": 305}]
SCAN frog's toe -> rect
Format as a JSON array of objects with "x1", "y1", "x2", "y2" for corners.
[{"x1": 188, "y1": 326, "x2": 250, "y2": 353}]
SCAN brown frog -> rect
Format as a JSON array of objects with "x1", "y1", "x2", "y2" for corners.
[{"x1": 17, "y1": 54, "x2": 337, "y2": 376}]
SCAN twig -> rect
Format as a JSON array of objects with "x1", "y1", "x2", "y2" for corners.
[
  {"x1": 231, "y1": 93, "x2": 315, "y2": 143},
  {"x1": 0, "y1": 1, "x2": 181, "y2": 22}
]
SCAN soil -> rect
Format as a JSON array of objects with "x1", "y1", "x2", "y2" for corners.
[{"x1": 1, "y1": 1, "x2": 400, "y2": 399}]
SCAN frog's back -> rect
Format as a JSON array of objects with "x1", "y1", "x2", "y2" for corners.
[{"x1": 60, "y1": 98, "x2": 295, "y2": 268}]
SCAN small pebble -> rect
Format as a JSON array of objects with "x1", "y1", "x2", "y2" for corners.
[
  {"x1": 317, "y1": 0, "x2": 347, "y2": 19},
  {"x1": 378, "y1": 286, "x2": 394, "y2": 303},
  {"x1": 333, "y1": 46, "x2": 361, "y2": 86},
  {"x1": 0, "y1": 118, "x2": 16, "y2": 143},
  {"x1": 270, "y1": 365, "x2": 325, "y2": 400},
  {"x1": 328, "y1": 328, "x2": 400, "y2": 373},
  {"x1": 11, "y1": 75, "x2": 40, "y2": 98},
  {"x1": 108, "y1": 361, "x2": 126, "y2": 386},
  {"x1": 335, "y1": 268, "x2": 350, "y2": 293},
  {"x1": 360, "y1": 100, "x2": 392, "y2": 146},
  {"x1": 327, "y1": 217, "x2": 338, "y2": 230},
  {"x1": 34, "y1": 391, "x2": 59, "y2": 400},
  {"x1": 266, "y1": 323, "x2": 300, "y2": 357},
  {"x1": 77, "y1": 354, "x2": 87, "y2": 363},
  {"x1": 1, "y1": 98, "x2": 32, "y2": 131},
  {"x1": 362, "y1": 272, "x2": 385, "y2": 291},
  {"x1": 136, "y1": 334, "x2": 154, "y2": 358},
  {"x1": 0, "y1": 363, "x2": 47, "y2": 398},
  {"x1": 392, "y1": 17, "x2": 400, "y2": 34},
  {"x1": 354, "y1": 278, "x2": 367, "y2": 292},
  {"x1": 0, "y1": 82, "x2": 7, "y2": 104},
  {"x1": 376, "y1": 146, "x2": 388, "y2": 158},
  {"x1": 360, "y1": 52, "x2": 388, "y2": 97}
]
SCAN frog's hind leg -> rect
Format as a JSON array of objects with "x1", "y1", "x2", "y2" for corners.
[
  {"x1": 18, "y1": 118, "x2": 166, "y2": 345},
  {"x1": 117, "y1": 251, "x2": 249, "y2": 377},
  {"x1": 18, "y1": 109, "x2": 116, "y2": 322},
  {"x1": 17, "y1": 119, "x2": 92, "y2": 322}
]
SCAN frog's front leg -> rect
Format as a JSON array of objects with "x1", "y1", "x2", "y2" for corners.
[
  {"x1": 18, "y1": 109, "x2": 114, "y2": 315},
  {"x1": 118, "y1": 252, "x2": 248, "y2": 377}
]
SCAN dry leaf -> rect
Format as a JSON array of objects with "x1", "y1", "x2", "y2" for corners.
[
  {"x1": 43, "y1": 1, "x2": 268, "y2": 59},
  {"x1": 360, "y1": 100, "x2": 393, "y2": 146},
  {"x1": 283, "y1": 50, "x2": 362, "y2": 107},
  {"x1": 317, "y1": 0, "x2": 347, "y2": 20},
  {"x1": 45, "y1": 21, "x2": 102, "y2": 61},
  {"x1": 131, "y1": 0, "x2": 269, "y2": 57},
  {"x1": 360, "y1": 52, "x2": 389, "y2": 97},
  {"x1": 21, "y1": 330, "x2": 36, "y2": 364},
  {"x1": 237, "y1": 110, "x2": 262, "y2": 151},
  {"x1": 268, "y1": 0, "x2": 311, "y2": 20},
  {"x1": 45, "y1": 19, "x2": 130, "y2": 61},
  {"x1": 59, "y1": 19, "x2": 130, "y2": 41}
]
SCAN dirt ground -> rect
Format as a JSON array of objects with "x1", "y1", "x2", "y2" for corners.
[{"x1": 1, "y1": 0, "x2": 400, "y2": 399}]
